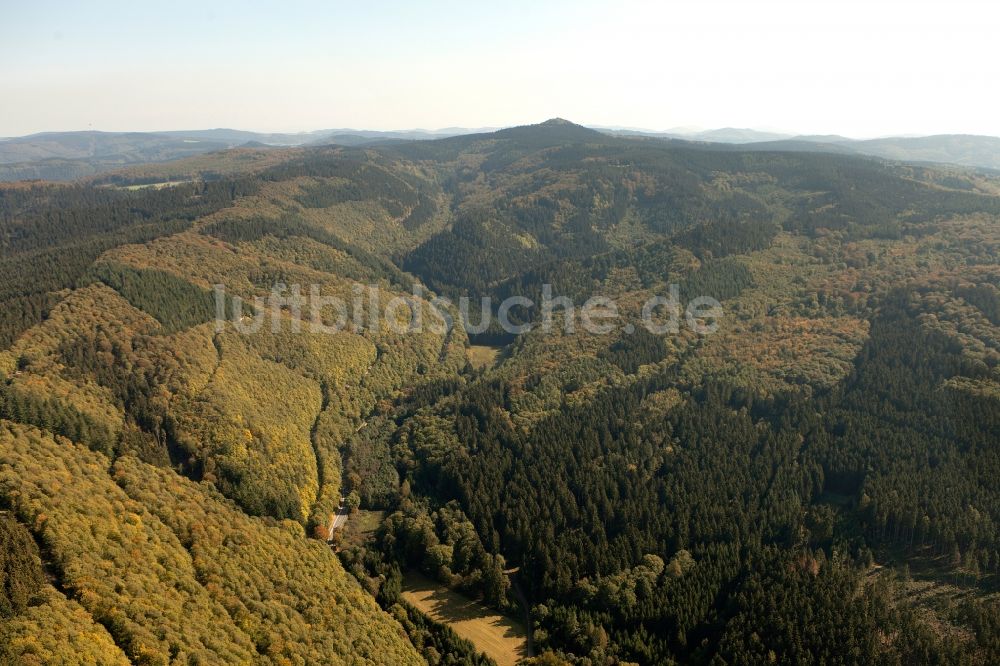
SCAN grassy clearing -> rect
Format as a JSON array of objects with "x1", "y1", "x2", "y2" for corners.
[
  {"x1": 467, "y1": 344, "x2": 502, "y2": 370},
  {"x1": 338, "y1": 509, "x2": 386, "y2": 548},
  {"x1": 112, "y1": 180, "x2": 189, "y2": 190},
  {"x1": 350, "y1": 509, "x2": 386, "y2": 534},
  {"x1": 401, "y1": 571, "x2": 531, "y2": 666}
]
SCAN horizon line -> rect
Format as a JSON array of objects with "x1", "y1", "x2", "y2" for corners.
[{"x1": 4, "y1": 121, "x2": 1000, "y2": 144}]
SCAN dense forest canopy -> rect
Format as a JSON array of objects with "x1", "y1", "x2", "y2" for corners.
[{"x1": 1, "y1": 120, "x2": 1000, "y2": 664}]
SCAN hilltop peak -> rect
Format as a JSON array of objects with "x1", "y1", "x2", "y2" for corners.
[{"x1": 493, "y1": 118, "x2": 605, "y2": 144}]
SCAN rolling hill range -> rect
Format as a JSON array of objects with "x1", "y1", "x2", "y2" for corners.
[
  {"x1": 2, "y1": 120, "x2": 1000, "y2": 664},
  {"x1": 848, "y1": 134, "x2": 1000, "y2": 169},
  {"x1": 734, "y1": 133, "x2": 1000, "y2": 171},
  {"x1": 5, "y1": 122, "x2": 1000, "y2": 183},
  {"x1": 0, "y1": 127, "x2": 493, "y2": 182},
  {"x1": 619, "y1": 128, "x2": 1000, "y2": 171}
]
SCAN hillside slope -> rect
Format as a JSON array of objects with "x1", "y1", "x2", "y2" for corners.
[{"x1": 2, "y1": 120, "x2": 1000, "y2": 663}]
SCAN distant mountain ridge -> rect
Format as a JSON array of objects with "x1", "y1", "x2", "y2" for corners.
[
  {"x1": 849, "y1": 134, "x2": 1000, "y2": 170},
  {"x1": 3, "y1": 121, "x2": 1000, "y2": 181},
  {"x1": 602, "y1": 128, "x2": 1000, "y2": 171},
  {"x1": 0, "y1": 127, "x2": 495, "y2": 181},
  {"x1": 726, "y1": 134, "x2": 1000, "y2": 171}
]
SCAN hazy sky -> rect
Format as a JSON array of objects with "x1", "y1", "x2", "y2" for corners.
[{"x1": 2, "y1": 0, "x2": 998, "y2": 138}]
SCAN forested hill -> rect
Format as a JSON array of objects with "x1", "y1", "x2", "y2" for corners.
[
  {"x1": 2, "y1": 120, "x2": 1000, "y2": 664},
  {"x1": 735, "y1": 133, "x2": 1000, "y2": 171},
  {"x1": 390, "y1": 119, "x2": 1000, "y2": 301},
  {"x1": 0, "y1": 126, "x2": 487, "y2": 182}
]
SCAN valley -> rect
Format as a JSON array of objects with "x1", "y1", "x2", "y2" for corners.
[{"x1": 1, "y1": 119, "x2": 1000, "y2": 664}]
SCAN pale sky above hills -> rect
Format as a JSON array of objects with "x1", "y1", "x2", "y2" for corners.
[{"x1": 2, "y1": 0, "x2": 998, "y2": 138}]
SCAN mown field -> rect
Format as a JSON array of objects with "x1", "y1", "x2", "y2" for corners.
[{"x1": 402, "y1": 571, "x2": 532, "y2": 666}]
